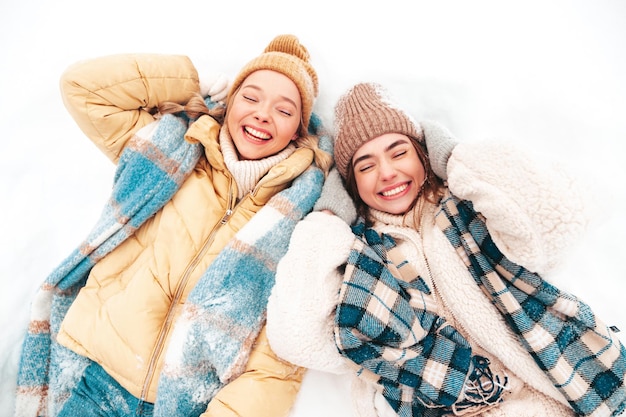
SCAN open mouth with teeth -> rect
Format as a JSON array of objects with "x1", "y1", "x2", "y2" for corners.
[
  {"x1": 380, "y1": 183, "x2": 409, "y2": 198},
  {"x1": 244, "y1": 126, "x2": 272, "y2": 142}
]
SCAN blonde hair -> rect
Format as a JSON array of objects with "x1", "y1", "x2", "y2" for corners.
[
  {"x1": 158, "y1": 93, "x2": 225, "y2": 123},
  {"x1": 296, "y1": 132, "x2": 333, "y2": 176}
]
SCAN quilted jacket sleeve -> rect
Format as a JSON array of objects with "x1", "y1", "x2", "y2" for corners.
[
  {"x1": 59, "y1": 53, "x2": 202, "y2": 163},
  {"x1": 446, "y1": 140, "x2": 589, "y2": 275},
  {"x1": 200, "y1": 326, "x2": 305, "y2": 417}
]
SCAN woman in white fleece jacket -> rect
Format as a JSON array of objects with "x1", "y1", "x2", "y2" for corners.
[{"x1": 267, "y1": 83, "x2": 626, "y2": 417}]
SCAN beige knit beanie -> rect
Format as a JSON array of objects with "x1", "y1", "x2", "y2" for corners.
[
  {"x1": 333, "y1": 82, "x2": 423, "y2": 179},
  {"x1": 227, "y1": 34, "x2": 318, "y2": 132}
]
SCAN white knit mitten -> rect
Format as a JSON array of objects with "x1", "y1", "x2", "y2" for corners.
[
  {"x1": 201, "y1": 74, "x2": 229, "y2": 103},
  {"x1": 421, "y1": 120, "x2": 458, "y2": 180},
  {"x1": 190, "y1": 57, "x2": 230, "y2": 103}
]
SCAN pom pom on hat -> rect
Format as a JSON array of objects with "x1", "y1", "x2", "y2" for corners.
[
  {"x1": 227, "y1": 34, "x2": 318, "y2": 132},
  {"x1": 333, "y1": 82, "x2": 423, "y2": 179}
]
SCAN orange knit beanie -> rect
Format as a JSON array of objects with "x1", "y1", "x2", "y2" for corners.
[{"x1": 227, "y1": 34, "x2": 318, "y2": 132}]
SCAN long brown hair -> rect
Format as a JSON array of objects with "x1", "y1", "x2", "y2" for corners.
[
  {"x1": 343, "y1": 134, "x2": 445, "y2": 226},
  {"x1": 158, "y1": 91, "x2": 332, "y2": 175}
]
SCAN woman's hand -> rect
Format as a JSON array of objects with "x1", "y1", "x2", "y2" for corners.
[
  {"x1": 421, "y1": 120, "x2": 458, "y2": 180},
  {"x1": 200, "y1": 74, "x2": 229, "y2": 103}
]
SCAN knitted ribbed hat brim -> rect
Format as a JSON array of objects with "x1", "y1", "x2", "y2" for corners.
[
  {"x1": 333, "y1": 82, "x2": 422, "y2": 178},
  {"x1": 227, "y1": 34, "x2": 318, "y2": 132}
]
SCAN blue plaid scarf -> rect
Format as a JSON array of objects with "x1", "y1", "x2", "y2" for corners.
[
  {"x1": 335, "y1": 189, "x2": 626, "y2": 417},
  {"x1": 15, "y1": 109, "x2": 328, "y2": 417}
]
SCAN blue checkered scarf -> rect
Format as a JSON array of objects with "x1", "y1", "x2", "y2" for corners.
[
  {"x1": 335, "y1": 189, "x2": 626, "y2": 417},
  {"x1": 15, "y1": 108, "x2": 328, "y2": 417}
]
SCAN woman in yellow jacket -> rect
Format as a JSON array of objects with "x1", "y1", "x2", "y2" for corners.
[{"x1": 14, "y1": 34, "x2": 331, "y2": 417}]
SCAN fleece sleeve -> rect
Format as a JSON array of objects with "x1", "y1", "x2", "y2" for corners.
[
  {"x1": 59, "y1": 53, "x2": 202, "y2": 162},
  {"x1": 266, "y1": 211, "x2": 355, "y2": 375},
  {"x1": 446, "y1": 140, "x2": 589, "y2": 275},
  {"x1": 200, "y1": 326, "x2": 305, "y2": 417}
]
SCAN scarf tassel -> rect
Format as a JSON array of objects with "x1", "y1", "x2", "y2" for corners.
[{"x1": 451, "y1": 355, "x2": 509, "y2": 416}]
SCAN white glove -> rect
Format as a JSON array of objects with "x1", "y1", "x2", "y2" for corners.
[
  {"x1": 190, "y1": 57, "x2": 230, "y2": 103},
  {"x1": 200, "y1": 74, "x2": 229, "y2": 103}
]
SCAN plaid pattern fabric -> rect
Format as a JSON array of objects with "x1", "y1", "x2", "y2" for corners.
[
  {"x1": 335, "y1": 223, "x2": 473, "y2": 416},
  {"x1": 16, "y1": 112, "x2": 202, "y2": 417},
  {"x1": 335, "y1": 190, "x2": 626, "y2": 417},
  {"x1": 15, "y1": 107, "x2": 328, "y2": 417},
  {"x1": 435, "y1": 189, "x2": 626, "y2": 417}
]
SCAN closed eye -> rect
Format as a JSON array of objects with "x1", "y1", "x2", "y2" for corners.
[
  {"x1": 393, "y1": 150, "x2": 407, "y2": 158},
  {"x1": 357, "y1": 163, "x2": 374, "y2": 173}
]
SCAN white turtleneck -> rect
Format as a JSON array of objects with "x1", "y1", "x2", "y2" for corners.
[{"x1": 219, "y1": 125, "x2": 296, "y2": 200}]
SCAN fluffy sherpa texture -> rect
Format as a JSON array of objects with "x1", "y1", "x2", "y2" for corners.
[
  {"x1": 268, "y1": 212, "x2": 355, "y2": 374},
  {"x1": 435, "y1": 191, "x2": 626, "y2": 417},
  {"x1": 15, "y1": 107, "x2": 327, "y2": 417},
  {"x1": 268, "y1": 128, "x2": 626, "y2": 417},
  {"x1": 335, "y1": 222, "x2": 473, "y2": 416},
  {"x1": 335, "y1": 192, "x2": 626, "y2": 416}
]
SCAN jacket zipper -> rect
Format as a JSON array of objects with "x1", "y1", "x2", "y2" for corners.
[
  {"x1": 416, "y1": 222, "x2": 482, "y2": 350},
  {"x1": 417, "y1": 222, "x2": 517, "y2": 410},
  {"x1": 139, "y1": 177, "x2": 237, "y2": 401}
]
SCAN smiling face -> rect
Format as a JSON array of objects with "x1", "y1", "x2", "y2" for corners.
[
  {"x1": 225, "y1": 69, "x2": 302, "y2": 160},
  {"x1": 351, "y1": 132, "x2": 426, "y2": 215}
]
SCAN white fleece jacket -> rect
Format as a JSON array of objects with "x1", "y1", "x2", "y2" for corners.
[{"x1": 267, "y1": 140, "x2": 589, "y2": 417}]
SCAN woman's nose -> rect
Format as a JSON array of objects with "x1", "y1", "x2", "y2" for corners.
[
  {"x1": 379, "y1": 158, "x2": 397, "y2": 180},
  {"x1": 254, "y1": 104, "x2": 270, "y2": 122}
]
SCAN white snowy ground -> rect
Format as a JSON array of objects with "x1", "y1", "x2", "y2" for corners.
[{"x1": 1, "y1": 1, "x2": 625, "y2": 416}]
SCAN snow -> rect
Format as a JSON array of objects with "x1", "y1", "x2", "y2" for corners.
[{"x1": 1, "y1": 1, "x2": 625, "y2": 416}]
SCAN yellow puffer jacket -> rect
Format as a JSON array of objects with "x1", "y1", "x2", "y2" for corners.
[{"x1": 55, "y1": 54, "x2": 307, "y2": 417}]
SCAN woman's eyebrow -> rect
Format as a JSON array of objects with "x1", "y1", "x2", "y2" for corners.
[
  {"x1": 352, "y1": 139, "x2": 409, "y2": 166},
  {"x1": 241, "y1": 84, "x2": 299, "y2": 109},
  {"x1": 352, "y1": 152, "x2": 372, "y2": 167},
  {"x1": 279, "y1": 95, "x2": 298, "y2": 109}
]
